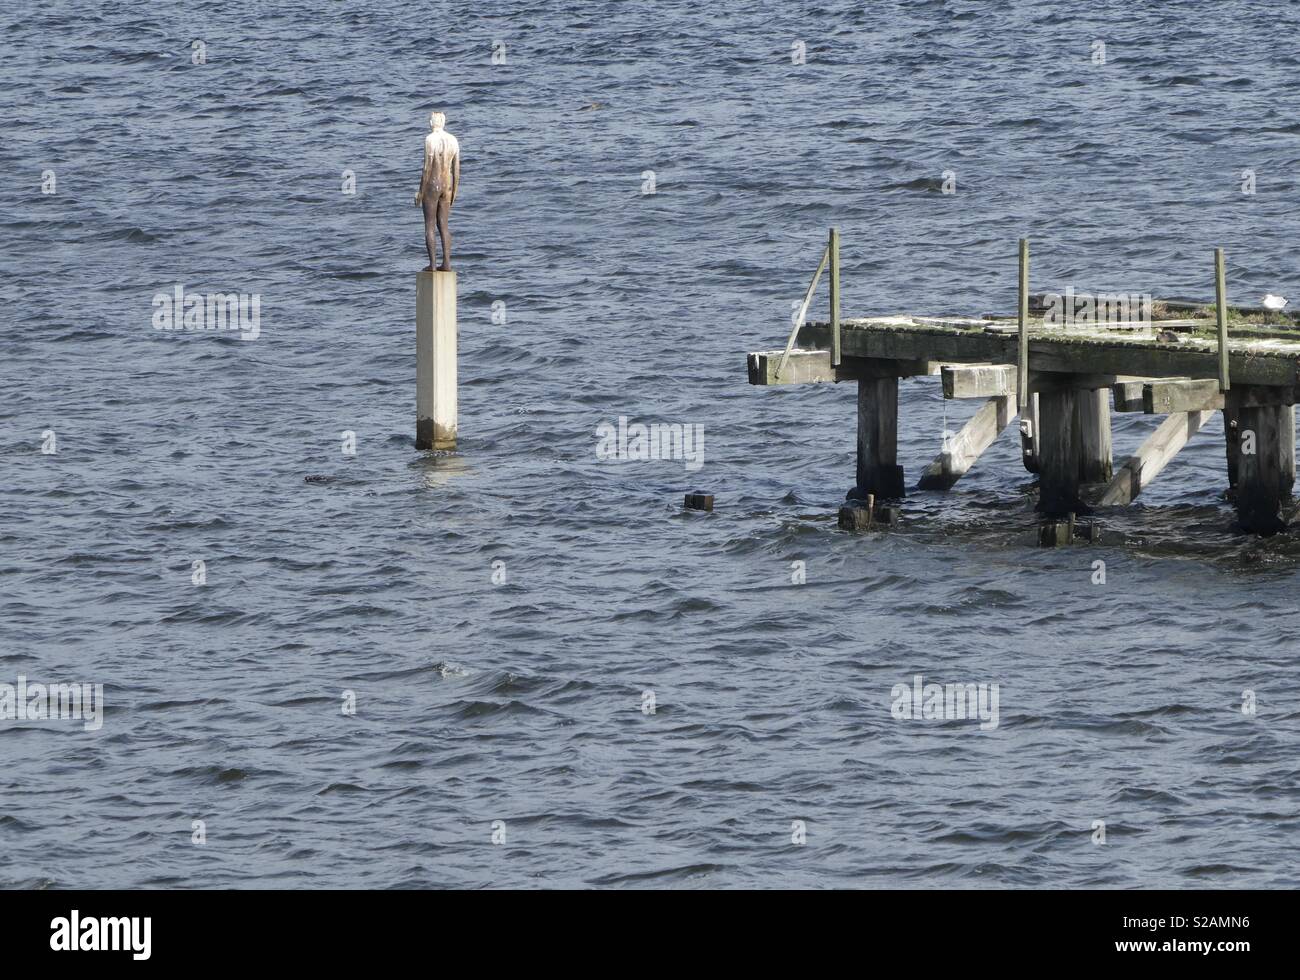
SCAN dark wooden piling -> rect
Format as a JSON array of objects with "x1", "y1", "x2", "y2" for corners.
[
  {"x1": 1230, "y1": 391, "x2": 1295, "y2": 533},
  {"x1": 1039, "y1": 515, "x2": 1099, "y2": 547},
  {"x1": 1036, "y1": 388, "x2": 1084, "y2": 515},
  {"x1": 856, "y1": 377, "x2": 905, "y2": 499},
  {"x1": 1038, "y1": 516, "x2": 1073, "y2": 546},
  {"x1": 838, "y1": 492, "x2": 899, "y2": 531},
  {"x1": 684, "y1": 492, "x2": 714, "y2": 512},
  {"x1": 838, "y1": 493, "x2": 873, "y2": 531},
  {"x1": 1073, "y1": 388, "x2": 1112, "y2": 484},
  {"x1": 838, "y1": 505, "x2": 871, "y2": 532}
]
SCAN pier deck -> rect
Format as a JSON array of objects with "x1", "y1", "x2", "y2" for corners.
[{"x1": 748, "y1": 315, "x2": 1300, "y2": 536}]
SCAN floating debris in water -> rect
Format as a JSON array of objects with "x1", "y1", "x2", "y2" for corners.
[{"x1": 684, "y1": 492, "x2": 713, "y2": 512}]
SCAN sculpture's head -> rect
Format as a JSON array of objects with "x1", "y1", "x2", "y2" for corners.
[{"x1": 429, "y1": 111, "x2": 446, "y2": 132}]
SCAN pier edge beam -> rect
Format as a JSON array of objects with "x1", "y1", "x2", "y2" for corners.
[
  {"x1": 855, "y1": 376, "x2": 905, "y2": 500},
  {"x1": 1229, "y1": 390, "x2": 1295, "y2": 534},
  {"x1": 416, "y1": 270, "x2": 458, "y2": 451},
  {"x1": 1036, "y1": 387, "x2": 1084, "y2": 515},
  {"x1": 1074, "y1": 388, "x2": 1113, "y2": 484}
]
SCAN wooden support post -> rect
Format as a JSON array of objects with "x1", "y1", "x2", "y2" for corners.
[
  {"x1": 838, "y1": 494, "x2": 901, "y2": 531},
  {"x1": 838, "y1": 493, "x2": 873, "y2": 532},
  {"x1": 1020, "y1": 391, "x2": 1040, "y2": 473},
  {"x1": 1230, "y1": 391, "x2": 1295, "y2": 533},
  {"x1": 1074, "y1": 388, "x2": 1112, "y2": 484},
  {"x1": 829, "y1": 228, "x2": 841, "y2": 367},
  {"x1": 1017, "y1": 238, "x2": 1029, "y2": 413},
  {"x1": 1098, "y1": 411, "x2": 1212, "y2": 506},
  {"x1": 856, "y1": 377, "x2": 905, "y2": 499},
  {"x1": 917, "y1": 395, "x2": 1013, "y2": 490},
  {"x1": 942, "y1": 364, "x2": 1016, "y2": 399},
  {"x1": 1036, "y1": 387, "x2": 1082, "y2": 514},
  {"x1": 1039, "y1": 516, "x2": 1099, "y2": 547},
  {"x1": 1215, "y1": 247, "x2": 1230, "y2": 392},
  {"x1": 838, "y1": 505, "x2": 871, "y2": 532},
  {"x1": 416, "y1": 270, "x2": 458, "y2": 450},
  {"x1": 1038, "y1": 518, "x2": 1074, "y2": 547}
]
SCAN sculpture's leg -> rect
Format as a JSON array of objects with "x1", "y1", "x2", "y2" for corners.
[
  {"x1": 421, "y1": 194, "x2": 438, "y2": 271},
  {"x1": 436, "y1": 194, "x2": 453, "y2": 271}
]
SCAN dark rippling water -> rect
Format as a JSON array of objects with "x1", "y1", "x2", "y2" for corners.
[{"x1": 2, "y1": 0, "x2": 1299, "y2": 889}]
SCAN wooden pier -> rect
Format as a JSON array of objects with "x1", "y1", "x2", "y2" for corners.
[{"x1": 748, "y1": 236, "x2": 1299, "y2": 537}]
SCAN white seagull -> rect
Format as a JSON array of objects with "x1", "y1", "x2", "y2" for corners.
[{"x1": 1262, "y1": 294, "x2": 1288, "y2": 311}]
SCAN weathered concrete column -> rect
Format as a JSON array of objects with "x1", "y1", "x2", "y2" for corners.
[
  {"x1": 1074, "y1": 388, "x2": 1112, "y2": 484},
  {"x1": 1229, "y1": 390, "x2": 1295, "y2": 533},
  {"x1": 416, "y1": 270, "x2": 457, "y2": 450},
  {"x1": 1036, "y1": 387, "x2": 1084, "y2": 515},
  {"x1": 856, "y1": 377, "x2": 905, "y2": 499}
]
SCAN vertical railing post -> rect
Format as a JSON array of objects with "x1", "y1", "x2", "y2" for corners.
[
  {"x1": 1215, "y1": 247, "x2": 1230, "y2": 392},
  {"x1": 1017, "y1": 238, "x2": 1030, "y2": 413},
  {"x1": 829, "y1": 227, "x2": 841, "y2": 367}
]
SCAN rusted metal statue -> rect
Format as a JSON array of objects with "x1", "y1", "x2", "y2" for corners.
[{"x1": 414, "y1": 111, "x2": 460, "y2": 271}]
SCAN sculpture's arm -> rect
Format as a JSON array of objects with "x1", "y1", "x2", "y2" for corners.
[
  {"x1": 451, "y1": 152, "x2": 460, "y2": 206},
  {"x1": 414, "y1": 142, "x2": 432, "y2": 205}
]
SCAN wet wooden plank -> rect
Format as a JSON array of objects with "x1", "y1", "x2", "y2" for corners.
[
  {"x1": 1144, "y1": 378, "x2": 1225, "y2": 413},
  {"x1": 1098, "y1": 411, "x2": 1213, "y2": 506},
  {"x1": 1112, "y1": 380, "x2": 1147, "y2": 413},
  {"x1": 747, "y1": 351, "x2": 935, "y2": 385},
  {"x1": 916, "y1": 395, "x2": 1014, "y2": 490},
  {"x1": 943, "y1": 364, "x2": 1016, "y2": 399}
]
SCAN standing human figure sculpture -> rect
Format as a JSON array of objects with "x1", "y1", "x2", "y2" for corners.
[{"x1": 414, "y1": 111, "x2": 460, "y2": 271}]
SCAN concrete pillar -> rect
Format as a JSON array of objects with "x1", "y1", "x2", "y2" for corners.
[{"x1": 416, "y1": 270, "x2": 457, "y2": 451}]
